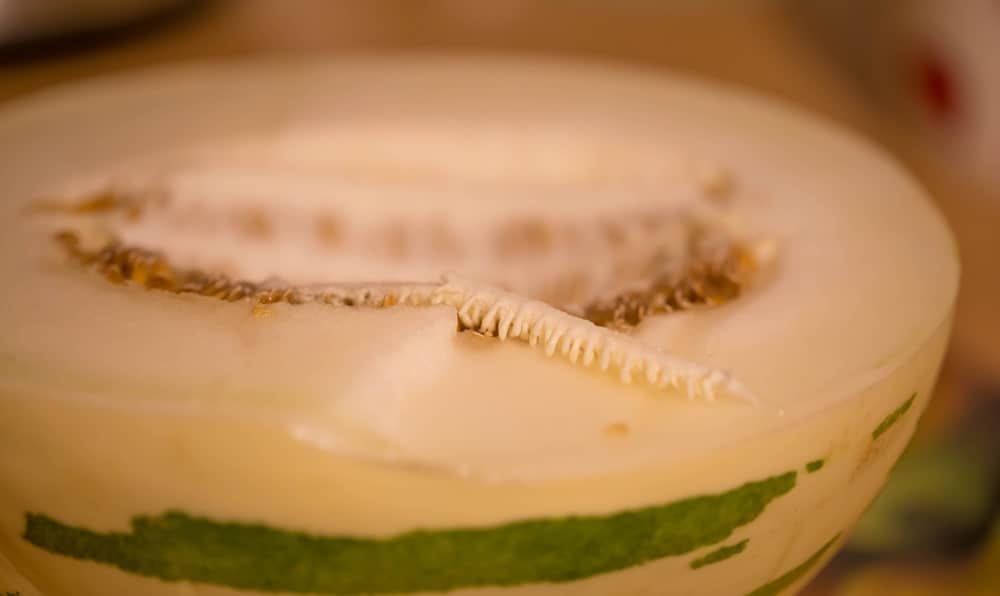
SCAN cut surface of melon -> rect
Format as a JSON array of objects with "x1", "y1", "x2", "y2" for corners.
[
  {"x1": 0, "y1": 56, "x2": 957, "y2": 596},
  {"x1": 0, "y1": 57, "x2": 956, "y2": 480}
]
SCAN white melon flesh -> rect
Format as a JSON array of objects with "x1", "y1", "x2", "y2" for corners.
[{"x1": 0, "y1": 57, "x2": 957, "y2": 596}]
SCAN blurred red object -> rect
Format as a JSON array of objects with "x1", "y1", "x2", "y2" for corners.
[{"x1": 794, "y1": 0, "x2": 1000, "y2": 195}]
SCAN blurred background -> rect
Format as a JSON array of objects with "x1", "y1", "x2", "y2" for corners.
[{"x1": 2, "y1": 1, "x2": 998, "y2": 594}]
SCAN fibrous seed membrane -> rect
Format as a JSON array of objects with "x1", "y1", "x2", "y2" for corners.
[{"x1": 40, "y1": 184, "x2": 765, "y2": 404}]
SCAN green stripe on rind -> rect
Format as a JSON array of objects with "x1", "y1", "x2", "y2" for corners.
[
  {"x1": 24, "y1": 471, "x2": 797, "y2": 594},
  {"x1": 744, "y1": 535, "x2": 840, "y2": 596},
  {"x1": 872, "y1": 393, "x2": 917, "y2": 441},
  {"x1": 805, "y1": 459, "x2": 825, "y2": 474},
  {"x1": 690, "y1": 538, "x2": 748, "y2": 570}
]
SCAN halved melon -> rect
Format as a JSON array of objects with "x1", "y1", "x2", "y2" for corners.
[{"x1": 0, "y1": 56, "x2": 957, "y2": 596}]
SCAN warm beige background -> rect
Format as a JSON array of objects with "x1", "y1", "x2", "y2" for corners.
[{"x1": 2, "y1": 1, "x2": 997, "y2": 593}]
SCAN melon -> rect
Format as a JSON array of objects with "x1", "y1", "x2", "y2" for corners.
[{"x1": 0, "y1": 56, "x2": 958, "y2": 596}]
